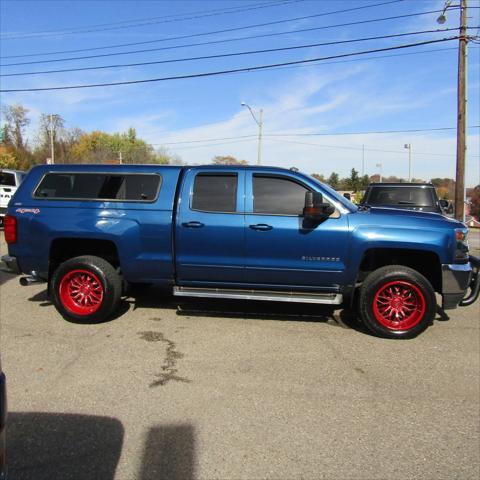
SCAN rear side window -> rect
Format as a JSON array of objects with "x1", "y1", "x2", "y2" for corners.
[
  {"x1": 191, "y1": 173, "x2": 237, "y2": 213},
  {"x1": 0, "y1": 172, "x2": 16, "y2": 187},
  {"x1": 253, "y1": 175, "x2": 309, "y2": 215},
  {"x1": 34, "y1": 173, "x2": 161, "y2": 201}
]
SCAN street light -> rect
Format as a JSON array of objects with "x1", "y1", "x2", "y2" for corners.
[
  {"x1": 241, "y1": 102, "x2": 263, "y2": 165},
  {"x1": 404, "y1": 143, "x2": 412, "y2": 181}
]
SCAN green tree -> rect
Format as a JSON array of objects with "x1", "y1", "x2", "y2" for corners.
[
  {"x1": 360, "y1": 174, "x2": 370, "y2": 189},
  {"x1": 346, "y1": 168, "x2": 360, "y2": 192},
  {"x1": 327, "y1": 172, "x2": 340, "y2": 189}
]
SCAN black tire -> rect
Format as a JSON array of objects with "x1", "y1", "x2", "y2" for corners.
[
  {"x1": 359, "y1": 265, "x2": 436, "y2": 339},
  {"x1": 51, "y1": 255, "x2": 122, "y2": 323}
]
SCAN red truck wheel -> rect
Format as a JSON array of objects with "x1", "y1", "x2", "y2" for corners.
[
  {"x1": 359, "y1": 265, "x2": 436, "y2": 339},
  {"x1": 51, "y1": 256, "x2": 122, "y2": 323}
]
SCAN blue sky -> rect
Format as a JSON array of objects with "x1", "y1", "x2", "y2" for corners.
[{"x1": 1, "y1": 0, "x2": 479, "y2": 185}]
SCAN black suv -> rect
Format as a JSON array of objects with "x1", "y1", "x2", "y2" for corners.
[{"x1": 359, "y1": 182, "x2": 450, "y2": 214}]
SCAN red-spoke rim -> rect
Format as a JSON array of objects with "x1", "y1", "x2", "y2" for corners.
[
  {"x1": 59, "y1": 269, "x2": 104, "y2": 316},
  {"x1": 372, "y1": 280, "x2": 426, "y2": 331}
]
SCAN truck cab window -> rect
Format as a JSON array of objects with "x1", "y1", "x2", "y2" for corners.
[
  {"x1": 191, "y1": 173, "x2": 237, "y2": 213},
  {"x1": 253, "y1": 176, "x2": 309, "y2": 216}
]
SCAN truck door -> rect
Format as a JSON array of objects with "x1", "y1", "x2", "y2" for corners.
[
  {"x1": 245, "y1": 172, "x2": 349, "y2": 289},
  {"x1": 175, "y1": 168, "x2": 245, "y2": 284}
]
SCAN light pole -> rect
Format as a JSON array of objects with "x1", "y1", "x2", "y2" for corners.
[
  {"x1": 362, "y1": 144, "x2": 365, "y2": 176},
  {"x1": 437, "y1": 0, "x2": 468, "y2": 221},
  {"x1": 404, "y1": 143, "x2": 412, "y2": 181},
  {"x1": 241, "y1": 102, "x2": 263, "y2": 165}
]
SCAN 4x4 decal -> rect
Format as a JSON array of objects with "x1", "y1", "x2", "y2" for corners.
[{"x1": 15, "y1": 208, "x2": 40, "y2": 214}]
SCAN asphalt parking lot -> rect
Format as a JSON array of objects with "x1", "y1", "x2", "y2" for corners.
[{"x1": 1, "y1": 235, "x2": 479, "y2": 480}]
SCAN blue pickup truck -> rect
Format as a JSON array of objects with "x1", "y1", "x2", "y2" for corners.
[{"x1": 2, "y1": 164, "x2": 479, "y2": 339}]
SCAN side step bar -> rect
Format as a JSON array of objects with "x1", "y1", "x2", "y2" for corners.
[{"x1": 173, "y1": 286, "x2": 343, "y2": 305}]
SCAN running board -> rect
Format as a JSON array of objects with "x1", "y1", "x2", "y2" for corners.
[{"x1": 173, "y1": 286, "x2": 343, "y2": 305}]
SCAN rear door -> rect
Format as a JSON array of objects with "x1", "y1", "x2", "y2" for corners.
[
  {"x1": 175, "y1": 168, "x2": 245, "y2": 285},
  {"x1": 244, "y1": 172, "x2": 349, "y2": 289}
]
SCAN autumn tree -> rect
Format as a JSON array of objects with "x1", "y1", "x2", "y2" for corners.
[
  {"x1": 1, "y1": 104, "x2": 34, "y2": 169},
  {"x1": 431, "y1": 178, "x2": 455, "y2": 199},
  {"x1": 2, "y1": 104, "x2": 29, "y2": 150},
  {"x1": 469, "y1": 185, "x2": 480, "y2": 219},
  {"x1": 212, "y1": 155, "x2": 248, "y2": 165},
  {"x1": 0, "y1": 145, "x2": 18, "y2": 169},
  {"x1": 69, "y1": 129, "x2": 168, "y2": 164},
  {"x1": 311, "y1": 173, "x2": 326, "y2": 182}
]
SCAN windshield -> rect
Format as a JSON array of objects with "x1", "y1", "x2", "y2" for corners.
[
  {"x1": 367, "y1": 186, "x2": 434, "y2": 207},
  {"x1": 0, "y1": 172, "x2": 16, "y2": 187}
]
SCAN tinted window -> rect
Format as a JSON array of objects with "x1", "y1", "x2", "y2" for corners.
[
  {"x1": 191, "y1": 174, "x2": 237, "y2": 212},
  {"x1": 253, "y1": 176, "x2": 309, "y2": 215},
  {"x1": 34, "y1": 173, "x2": 160, "y2": 201},
  {"x1": 0, "y1": 172, "x2": 16, "y2": 187},
  {"x1": 368, "y1": 187, "x2": 434, "y2": 207}
]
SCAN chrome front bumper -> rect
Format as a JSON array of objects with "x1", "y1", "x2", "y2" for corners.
[
  {"x1": 460, "y1": 255, "x2": 480, "y2": 307},
  {"x1": 441, "y1": 261, "x2": 471, "y2": 309},
  {"x1": 442, "y1": 256, "x2": 479, "y2": 309}
]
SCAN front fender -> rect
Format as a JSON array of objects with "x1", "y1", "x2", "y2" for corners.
[{"x1": 346, "y1": 225, "x2": 450, "y2": 284}]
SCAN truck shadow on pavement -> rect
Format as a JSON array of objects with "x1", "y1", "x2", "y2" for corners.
[
  {"x1": 130, "y1": 286, "x2": 364, "y2": 331},
  {"x1": 27, "y1": 285, "x2": 366, "y2": 331},
  {"x1": 139, "y1": 424, "x2": 195, "y2": 480},
  {"x1": 8, "y1": 412, "x2": 124, "y2": 480},
  {"x1": 8, "y1": 412, "x2": 196, "y2": 480}
]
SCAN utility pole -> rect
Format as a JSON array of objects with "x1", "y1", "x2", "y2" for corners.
[
  {"x1": 376, "y1": 163, "x2": 383, "y2": 182},
  {"x1": 118, "y1": 151, "x2": 123, "y2": 164},
  {"x1": 49, "y1": 114, "x2": 55, "y2": 164},
  {"x1": 439, "y1": 0, "x2": 469, "y2": 220},
  {"x1": 455, "y1": 0, "x2": 468, "y2": 221}
]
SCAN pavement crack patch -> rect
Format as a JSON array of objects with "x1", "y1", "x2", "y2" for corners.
[{"x1": 138, "y1": 331, "x2": 191, "y2": 388}]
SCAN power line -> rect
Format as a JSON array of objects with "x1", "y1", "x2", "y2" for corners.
[
  {"x1": 156, "y1": 126, "x2": 480, "y2": 145},
  {"x1": 1, "y1": 5, "x2": 445, "y2": 67},
  {"x1": 0, "y1": 37, "x2": 459, "y2": 93},
  {"x1": 264, "y1": 137, "x2": 480, "y2": 158},
  {"x1": 1, "y1": 28, "x2": 458, "y2": 78},
  {"x1": 0, "y1": 1, "x2": 289, "y2": 37},
  {"x1": 169, "y1": 138, "x2": 258, "y2": 151},
  {"x1": 266, "y1": 126, "x2": 480, "y2": 137},
  {"x1": 264, "y1": 46, "x2": 480, "y2": 73},
  {"x1": 0, "y1": 0, "x2": 306, "y2": 40}
]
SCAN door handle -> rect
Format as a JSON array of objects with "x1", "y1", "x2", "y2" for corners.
[
  {"x1": 182, "y1": 221, "x2": 204, "y2": 228},
  {"x1": 249, "y1": 223, "x2": 273, "y2": 231}
]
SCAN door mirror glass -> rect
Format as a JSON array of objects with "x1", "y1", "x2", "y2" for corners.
[
  {"x1": 303, "y1": 191, "x2": 335, "y2": 219},
  {"x1": 438, "y1": 199, "x2": 449, "y2": 210}
]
